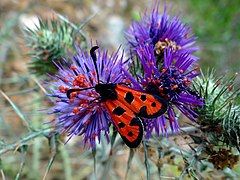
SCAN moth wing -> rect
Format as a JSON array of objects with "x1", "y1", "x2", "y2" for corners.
[
  {"x1": 104, "y1": 99, "x2": 143, "y2": 148},
  {"x1": 116, "y1": 84, "x2": 168, "y2": 118}
]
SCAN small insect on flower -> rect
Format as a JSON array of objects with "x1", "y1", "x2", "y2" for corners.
[{"x1": 67, "y1": 46, "x2": 168, "y2": 148}]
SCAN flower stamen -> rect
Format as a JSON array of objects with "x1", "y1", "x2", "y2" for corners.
[
  {"x1": 84, "y1": 119, "x2": 91, "y2": 126},
  {"x1": 70, "y1": 65, "x2": 77, "y2": 71}
]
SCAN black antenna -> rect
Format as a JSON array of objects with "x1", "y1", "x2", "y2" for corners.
[
  {"x1": 67, "y1": 89, "x2": 80, "y2": 99},
  {"x1": 66, "y1": 46, "x2": 100, "y2": 99},
  {"x1": 90, "y1": 46, "x2": 100, "y2": 84},
  {"x1": 66, "y1": 87, "x2": 95, "y2": 99}
]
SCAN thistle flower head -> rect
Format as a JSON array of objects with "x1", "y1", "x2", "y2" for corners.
[
  {"x1": 124, "y1": 44, "x2": 203, "y2": 137},
  {"x1": 193, "y1": 70, "x2": 240, "y2": 151},
  {"x1": 46, "y1": 45, "x2": 128, "y2": 149},
  {"x1": 23, "y1": 18, "x2": 77, "y2": 75},
  {"x1": 126, "y1": 3, "x2": 199, "y2": 60}
]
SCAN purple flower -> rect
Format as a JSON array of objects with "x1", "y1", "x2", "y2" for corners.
[
  {"x1": 46, "y1": 45, "x2": 128, "y2": 149},
  {"x1": 123, "y1": 43, "x2": 204, "y2": 137},
  {"x1": 125, "y1": 3, "x2": 199, "y2": 61}
]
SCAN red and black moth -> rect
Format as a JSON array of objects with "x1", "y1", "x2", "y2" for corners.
[{"x1": 66, "y1": 46, "x2": 168, "y2": 148}]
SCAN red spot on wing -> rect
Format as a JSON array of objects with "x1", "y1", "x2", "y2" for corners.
[{"x1": 104, "y1": 99, "x2": 143, "y2": 148}]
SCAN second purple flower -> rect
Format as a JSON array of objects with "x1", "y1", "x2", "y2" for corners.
[
  {"x1": 126, "y1": 3, "x2": 199, "y2": 61},
  {"x1": 123, "y1": 43, "x2": 204, "y2": 137}
]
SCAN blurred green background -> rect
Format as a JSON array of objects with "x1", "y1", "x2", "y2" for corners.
[
  {"x1": 0, "y1": 0, "x2": 240, "y2": 179},
  {"x1": 187, "y1": 0, "x2": 240, "y2": 77}
]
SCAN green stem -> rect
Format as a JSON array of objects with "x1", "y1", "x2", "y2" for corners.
[
  {"x1": 0, "y1": 128, "x2": 52, "y2": 155},
  {"x1": 60, "y1": 145, "x2": 72, "y2": 180},
  {"x1": 143, "y1": 140, "x2": 150, "y2": 180}
]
